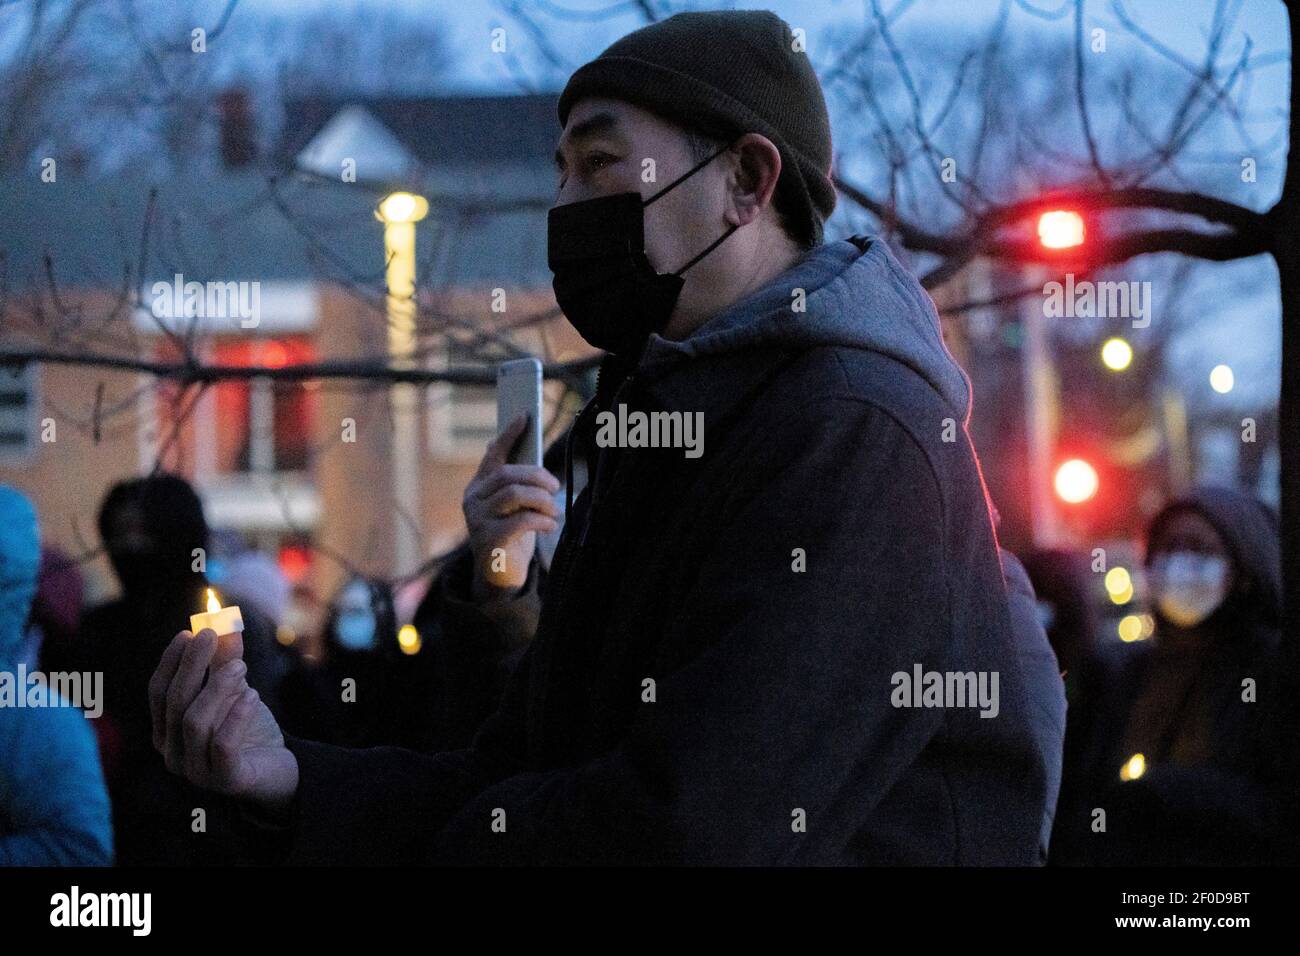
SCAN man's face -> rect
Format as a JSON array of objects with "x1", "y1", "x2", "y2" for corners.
[{"x1": 553, "y1": 97, "x2": 726, "y2": 278}]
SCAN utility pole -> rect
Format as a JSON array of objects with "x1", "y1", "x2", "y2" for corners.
[{"x1": 377, "y1": 191, "x2": 429, "y2": 577}]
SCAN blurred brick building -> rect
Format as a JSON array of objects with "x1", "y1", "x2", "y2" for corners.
[{"x1": 0, "y1": 93, "x2": 591, "y2": 645}]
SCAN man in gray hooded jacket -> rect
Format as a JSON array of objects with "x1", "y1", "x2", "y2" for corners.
[{"x1": 152, "y1": 10, "x2": 1063, "y2": 865}]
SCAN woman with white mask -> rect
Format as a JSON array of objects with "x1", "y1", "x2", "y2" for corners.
[
  {"x1": 1051, "y1": 487, "x2": 1284, "y2": 865},
  {"x1": 278, "y1": 576, "x2": 442, "y2": 750}
]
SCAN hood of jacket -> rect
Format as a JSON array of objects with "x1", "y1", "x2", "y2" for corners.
[
  {"x1": 638, "y1": 235, "x2": 972, "y2": 422},
  {"x1": 1146, "y1": 486, "x2": 1281, "y2": 632},
  {"x1": 0, "y1": 485, "x2": 40, "y2": 666}
]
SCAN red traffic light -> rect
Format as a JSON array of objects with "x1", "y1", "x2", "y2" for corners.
[
  {"x1": 1054, "y1": 458, "x2": 1098, "y2": 503},
  {"x1": 1037, "y1": 210, "x2": 1086, "y2": 250}
]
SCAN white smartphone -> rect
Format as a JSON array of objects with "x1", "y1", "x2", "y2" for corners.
[{"x1": 496, "y1": 357, "x2": 543, "y2": 467}]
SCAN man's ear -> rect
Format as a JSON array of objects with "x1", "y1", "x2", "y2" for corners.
[{"x1": 727, "y1": 132, "x2": 783, "y2": 227}]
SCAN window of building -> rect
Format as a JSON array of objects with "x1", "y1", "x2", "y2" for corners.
[
  {"x1": 208, "y1": 338, "x2": 317, "y2": 474},
  {"x1": 0, "y1": 365, "x2": 36, "y2": 461},
  {"x1": 426, "y1": 340, "x2": 496, "y2": 460}
]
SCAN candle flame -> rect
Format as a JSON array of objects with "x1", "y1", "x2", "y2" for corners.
[{"x1": 206, "y1": 588, "x2": 221, "y2": 613}]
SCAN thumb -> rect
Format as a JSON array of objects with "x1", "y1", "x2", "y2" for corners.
[
  {"x1": 211, "y1": 688, "x2": 258, "y2": 788},
  {"x1": 210, "y1": 630, "x2": 245, "y2": 670}
]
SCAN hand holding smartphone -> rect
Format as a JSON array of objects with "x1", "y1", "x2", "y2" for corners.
[{"x1": 496, "y1": 357, "x2": 543, "y2": 467}]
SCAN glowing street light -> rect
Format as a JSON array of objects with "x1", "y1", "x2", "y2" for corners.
[
  {"x1": 377, "y1": 191, "x2": 430, "y2": 576},
  {"x1": 1210, "y1": 364, "x2": 1235, "y2": 394},
  {"x1": 1054, "y1": 458, "x2": 1099, "y2": 504},
  {"x1": 377, "y1": 192, "x2": 429, "y2": 224},
  {"x1": 1101, "y1": 337, "x2": 1133, "y2": 371},
  {"x1": 1037, "y1": 209, "x2": 1086, "y2": 250}
]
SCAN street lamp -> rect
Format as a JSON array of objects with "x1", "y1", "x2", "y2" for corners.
[
  {"x1": 1101, "y1": 337, "x2": 1133, "y2": 371},
  {"x1": 1210, "y1": 364, "x2": 1235, "y2": 394},
  {"x1": 376, "y1": 191, "x2": 429, "y2": 577}
]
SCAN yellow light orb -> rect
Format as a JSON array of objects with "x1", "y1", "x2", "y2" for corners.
[
  {"x1": 1104, "y1": 566, "x2": 1131, "y2": 596},
  {"x1": 1209, "y1": 364, "x2": 1234, "y2": 394},
  {"x1": 377, "y1": 192, "x2": 429, "y2": 224},
  {"x1": 1120, "y1": 752, "x2": 1146, "y2": 781},
  {"x1": 397, "y1": 624, "x2": 422, "y2": 655},
  {"x1": 1117, "y1": 614, "x2": 1145, "y2": 642},
  {"x1": 1101, "y1": 337, "x2": 1133, "y2": 371}
]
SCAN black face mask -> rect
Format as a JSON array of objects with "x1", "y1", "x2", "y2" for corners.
[{"x1": 547, "y1": 142, "x2": 738, "y2": 357}]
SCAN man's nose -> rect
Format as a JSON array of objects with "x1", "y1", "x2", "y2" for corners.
[{"x1": 553, "y1": 180, "x2": 596, "y2": 209}]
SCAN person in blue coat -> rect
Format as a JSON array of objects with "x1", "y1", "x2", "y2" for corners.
[{"x1": 0, "y1": 485, "x2": 113, "y2": 866}]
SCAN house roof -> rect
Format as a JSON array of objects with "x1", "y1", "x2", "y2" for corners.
[
  {"x1": 0, "y1": 167, "x2": 551, "y2": 293},
  {"x1": 1, "y1": 94, "x2": 566, "y2": 294},
  {"x1": 277, "y1": 93, "x2": 561, "y2": 170}
]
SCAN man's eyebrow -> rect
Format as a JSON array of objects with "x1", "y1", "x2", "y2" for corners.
[{"x1": 554, "y1": 111, "x2": 621, "y2": 170}]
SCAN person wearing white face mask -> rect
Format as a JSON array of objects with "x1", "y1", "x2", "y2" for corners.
[
  {"x1": 277, "y1": 576, "x2": 442, "y2": 751},
  {"x1": 1148, "y1": 548, "x2": 1232, "y2": 630},
  {"x1": 1050, "y1": 486, "x2": 1285, "y2": 866}
]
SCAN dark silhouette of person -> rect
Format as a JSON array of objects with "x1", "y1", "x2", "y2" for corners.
[
  {"x1": 1051, "y1": 486, "x2": 1284, "y2": 865},
  {"x1": 1020, "y1": 548, "x2": 1099, "y2": 703},
  {"x1": 70, "y1": 473, "x2": 276, "y2": 864},
  {"x1": 278, "y1": 576, "x2": 442, "y2": 750}
]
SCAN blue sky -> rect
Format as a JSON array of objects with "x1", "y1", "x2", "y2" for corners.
[{"x1": 237, "y1": 0, "x2": 1291, "y2": 408}]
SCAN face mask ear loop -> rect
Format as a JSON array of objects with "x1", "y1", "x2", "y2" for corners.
[
  {"x1": 643, "y1": 140, "x2": 734, "y2": 206},
  {"x1": 673, "y1": 221, "x2": 740, "y2": 276}
]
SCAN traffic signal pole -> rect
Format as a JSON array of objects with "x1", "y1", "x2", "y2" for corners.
[{"x1": 1021, "y1": 263, "x2": 1062, "y2": 547}]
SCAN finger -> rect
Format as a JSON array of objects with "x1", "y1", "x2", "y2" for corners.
[
  {"x1": 150, "y1": 631, "x2": 191, "y2": 753},
  {"x1": 485, "y1": 512, "x2": 559, "y2": 544},
  {"x1": 486, "y1": 483, "x2": 561, "y2": 520},
  {"x1": 471, "y1": 464, "x2": 560, "y2": 502},
  {"x1": 164, "y1": 629, "x2": 216, "y2": 775},
  {"x1": 476, "y1": 414, "x2": 528, "y2": 478},
  {"x1": 211, "y1": 689, "x2": 259, "y2": 793},
  {"x1": 181, "y1": 659, "x2": 248, "y2": 783}
]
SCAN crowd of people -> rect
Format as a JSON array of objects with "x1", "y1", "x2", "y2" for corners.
[
  {"x1": 0, "y1": 460, "x2": 1286, "y2": 865},
  {"x1": 0, "y1": 10, "x2": 1291, "y2": 867},
  {"x1": 0, "y1": 451, "x2": 560, "y2": 864}
]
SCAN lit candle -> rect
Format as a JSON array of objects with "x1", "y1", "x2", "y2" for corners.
[{"x1": 189, "y1": 588, "x2": 245, "y2": 668}]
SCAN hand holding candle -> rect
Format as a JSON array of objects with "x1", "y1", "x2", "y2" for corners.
[{"x1": 190, "y1": 588, "x2": 245, "y2": 669}]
